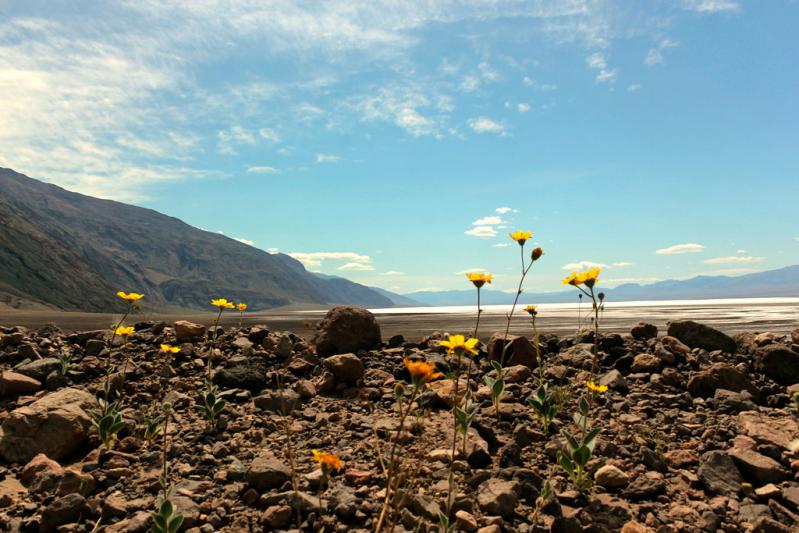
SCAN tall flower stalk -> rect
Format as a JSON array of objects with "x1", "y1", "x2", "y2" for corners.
[
  {"x1": 562, "y1": 268, "x2": 602, "y2": 375},
  {"x1": 236, "y1": 302, "x2": 247, "y2": 329},
  {"x1": 525, "y1": 305, "x2": 545, "y2": 382},
  {"x1": 311, "y1": 449, "x2": 343, "y2": 520},
  {"x1": 375, "y1": 358, "x2": 442, "y2": 532},
  {"x1": 208, "y1": 298, "x2": 234, "y2": 383},
  {"x1": 438, "y1": 335, "x2": 479, "y2": 529},
  {"x1": 500, "y1": 232, "x2": 543, "y2": 367}
]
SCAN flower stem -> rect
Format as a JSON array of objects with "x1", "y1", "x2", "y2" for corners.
[{"x1": 500, "y1": 245, "x2": 532, "y2": 367}]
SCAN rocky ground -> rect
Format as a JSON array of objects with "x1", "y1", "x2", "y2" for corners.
[{"x1": 1, "y1": 306, "x2": 798, "y2": 532}]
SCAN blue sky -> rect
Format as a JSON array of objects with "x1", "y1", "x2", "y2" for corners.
[{"x1": 1, "y1": 0, "x2": 798, "y2": 294}]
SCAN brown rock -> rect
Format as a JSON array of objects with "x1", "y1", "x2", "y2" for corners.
[
  {"x1": 0, "y1": 387, "x2": 96, "y2": 462},
  {"x1": 0, "y1": 477, "x2": 26, "y2": 508},
  {"x1": 0, "y1": 371, "x2": 42, "y2": 397},
  {"x1": 729, "y1": 447, "x2": 788, "y2": 484},
  {"x1": 313, "y1": 306, "x2": 381, "y2": 357},
  {"x1": 174, "y1": 320, "x2": 206, "y2": 342},
  {"x1": 687, "y1": 363, "x2": 754, "y2": 398},
  {"x1": 322, "y1": 353, "x2": 366, "y2": 385},
  {"x1": 667, "y1": 320, "x2": 736, "y2": 352},
  {"x1": 756, "y1": 345, "x2": 799, "y2": 385},
  {"x1": 738, "y1": 411, "x2": 798, "y2": 450},
  {"x1": 631, "y1": 353, "x2": 662, "y2": 373},
  {"x1": 486, "y1": 333, "x2": 538, "y2": 367}
]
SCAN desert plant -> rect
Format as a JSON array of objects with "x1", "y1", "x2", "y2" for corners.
[
  {"x1": 530, "y1": 479, "x2": 553, "y2": 527},
  {"x1": 236, "y1": 302, "x2": 247, "y2": 328},
  {"x1": 562, "y1": 267, "x2": 602, "y2": 375},
  {"x1": 528, "y1": 383, "x2": 559, "y2": 434},
  {"x1": 525, "y1": 305, "x2": 545, "y2": 381},
  {"x1": 558, "y1": 395, "x2": 604, "y2": 491},
  {"x1": 465, "y1": 272, "x2": 492, "y2": 339},
  {"x1": 59, "y1": 349, "x2": 74, "y2": 376},
  {"x1": 311, "y1": 449, "x2": 343, "y2": 517},
  {"x1": 207, "y1": 298, "x2": 234, "y2": 382},
  {"x1": 500, "y1": 233, "x2": 543, "y2": 366},
  {"x1": 484, "y1": 360, "x2": 507, "y2": 418},
  {"x1": 92, "y1": 397, "x2": 126, "y2": 450},
  {"x1": 374, "y1": 357, "x2": 442, "y2": 532},
  {"x1": 150, "y1": 499, "x2": 184, "y2": 533},
  {"x1": 197, "y1": 384, "x2": 225, "y2": 430}
]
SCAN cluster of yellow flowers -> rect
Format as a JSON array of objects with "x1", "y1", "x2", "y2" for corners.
[
  {"x1": 562, "y1": 267, "x2": 601, "y2": 288},
  {"x1": 211, "y1": 298, "x2": 248, "y2": 311}
]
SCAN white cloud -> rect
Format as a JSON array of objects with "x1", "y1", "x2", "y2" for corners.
[
  {"x1": 736, "y1": 249, "x2": 748, "y2": 253},
  {"x1": 234, "y1": 237, "x2": 254, "y2": 246},
  {"x1": 656, "y1": 243, "x2": 706, "y2": 255},
  {"x1": 315, "y1": 153, "x2": 341, "y2": 163},
  {"x1": 217, "y1": 125, "x2": 255, "y2": 155},
  {"x1": 701, "y1": 268, "x2": 760, "y2": 276},
  {"x1": 645, "y1": 39, "x2": 679, "y2": 66},
  {"x1": 467, "y1": 117, "x2": 506, "y2": 134},
  {"x1": 703, "y1": 256, "x2": 764, "y2": 265},
  {"x1": 408, "y1": 287, "x2": 448, "y2": 293},
  {"x1": 266, "y1": 247, "x2": 280, "y2": 254},
  {"x1": 612, "y1": 261, "x2": 634, "y2": 268},
  {"x1": 247, "y1": 165, "x2": 280, "y2": 174},
  {"x1": 562, "y1": 261, "x2": 608, "y2": 271},
  {"x1": 627, "y1": 84, "x2": 641, "y2": 92},
  {"x1": 685, "y1": 1, "x2": 740, "y2": 14},
  {"x1": 492, "y1": 243, "x2": 511, "y2": 248},
  {"x1": 517, "y1": 103, "x2": 531, "y2": 113},
  {"x1": 472, "y1": 216, "x2": 503, "y2": 225},
  {"x1": 338, "y1": 262, "x2": 375, "y2": 271},
  {"x1": 455, "y1": 268, "x2": 487, "y2": 275},
  {"x1": 586, "y1": 52, "x2": 616, "y2": 84},
  {"x1": 383, "y1": 271, "x2": 405, "y2": 276},
  {"x1": 495, "y1": 207, "x2": 515, "y2": 214},
  {"x1": 465, "y1": 226, "x2": 498, "y2": 238},
  {"x1": 288, "y1": 251, "x2": 371, "y2": 269},
  {"x1": 258, "y1": 127, "x2": 281, "y2": 143}
]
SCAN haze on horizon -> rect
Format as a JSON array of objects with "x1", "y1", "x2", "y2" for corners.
[{"x1": 1, "y1": 1, "x2": 797, "y2": 295}]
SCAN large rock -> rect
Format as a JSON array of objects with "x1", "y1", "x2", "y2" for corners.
[
  {"x1": 0, "y1": 388, "x2": 96, "y2": 462},
  {"x1": 631, "y1": 322, "x2": 658, "y2": 340},
  {"x1": 667, "y1": 321, "x2": 736, "y2": 353},
  {"x1": 697, "y1": 450, "x2": 742, "y2": 497},
  {"x1": 728, "y1": 447, "x2": 788, "y2": 484},
  {"x1": 212, "y1": 359, "x2": 269, "y2": 393},
  {"x1": 39, "y1": 493, "x2": 86, "y2": 533},
  {"x1": 247, "y1": 454, "x2": 292, "y2": 490},
  {"x1": 14, "y1": 358, "x2": 61, "y2": 382},
  {"x1": 313, "y1": 307, "x2": 381, "y2": 357},
  {"x1": 486, "y1": 334, "x2": 538, "y2": 367},
  {"x1": 0, "y1": 371, "x2": 42, "y2": 397},
  {"x1": 687, "y1": 363, "x2": 755, "y2": 398},
  {"x1": 477, "y1": 478, "x2": 519, "y2": 518},
  {"x1": 738, "y1": 411, "x2": 798, "y2": 450},
  {"x1": 174, "y1": 320, "x2": 206, "y2": 342},
  {"x1": 755, "y1": 345, "x2": 799, "y2": 385},
  {"x1": 323, "y1": 353, "x2": 366, "y2": 385}
]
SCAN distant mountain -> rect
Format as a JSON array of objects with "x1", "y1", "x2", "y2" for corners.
[
  {"x1": 312, "y1": 273, "x2": 423, "y2": 307},
  {"x1": 0, "y1": 168, "x2": 394, "y2": 312},
  {"x1": 405, "y1": 265, "x2": 799, "y2": 306}
]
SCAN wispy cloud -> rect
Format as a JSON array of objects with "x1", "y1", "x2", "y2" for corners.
[
  {"x1": 627, "y1": 84, "x2": 641, "y2": 92},
  {"x1": 247, "y1": 165, "x2": 281, "y2": 174},
  {"x1": 288, "y1": 251, "x2": 370, "y2": 269},
  {"x1": 233, "y1": 237, "x2": 255, "y2": 246},
  {"x1": 645, "y1": 39, "x2": 679, "y2": 66},
  {"x1": 467, "y1": 116, "x2": 506, "y2": 135},
  {"x1": 703, "y1": 255, "x2": 764, "y2": 265},
  {"x1": 465, "y1": 226, "x2": 498, "y2": 238},
  {"x1": 561, "y1": 260, "x2": 632, "y2": 270},
  {"x1": 656, "y1": 243, "x2": 705, "y2": 255},
  {"x1": 586, "y1": 52, "x2": 617, "y2": 84},
  {"x1": 315, "y1": 153, "x2": 341, "y2": 164},
  {"x1": 339, "y1": 262, "x2": 375, "y2": 271},
  {"x1": 684, "y1": 1, "x2": 740, "y2": 14},
  {"x1": 383, "y1": 271, "x2": 405, "y2": 276},
  {"x1": 472, "y1": 216, "x2": 503, "y2": 225}
]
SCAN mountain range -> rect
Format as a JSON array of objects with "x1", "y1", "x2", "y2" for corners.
[
  {"x1": 0, "y1": 168, "x2": 396, "y2": 312},
  {"x1": 403, "y1": 265, "x2": 799, "y2": 307}
]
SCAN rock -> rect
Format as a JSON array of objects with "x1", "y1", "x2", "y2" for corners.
[
  {"x1": 253, "y1": 390, "x2": 300, "y2": 414},
  {"x1": 323, "y1": 353, "x2": 365, "y2": 385},
  {"x1": 477, "y1": 478, "x2": 519, "y2": 518},
  {"x1": 631, "y1": 353, "x2": 661, "y2": 373},
  {"x1": 595, "y1": 464, "x2": 630, "y2": 488},
  {"x1": 622, "y1": 472, "x2": 666, "y2": 500},
  {"x1": 599, "y1": 369, "x2": 629, "y2": 393},
  {"x1": 263, "y1": 504, "x2": 292, "y2": 529},
  {"x1": 620, "y1": 521, "x2": 655, "y2": 533},
  {"x1": 39, "y1": 493, "x2": 86, "y2": 533},
  {"x1": 455, "y1": 510, "x2": 478, "y2": 532},
  {"x1": 556, "y1": 343, "x2": 594, "y2": 369},
  {"x1": 174, "y1": 320, "x2": 206, "y2": 342},
  {"x1": 0, "y1": 387, "x2": 96, "y2": 462},
  {"x1": 738, "y1": 411, "x2": 798, "y2": 449},
  {"x1": 247, "y1": 454, "x2": 292, "y2": 490},
  {"x1": 631, "y1": 322, "x2": 658, "y2": 340},
  {"x1": 428, "y1": 379, "x2": 465, "y2": 408},
  {"x1": 20, "y1": 454, "x2": 64, "y2": 492},
  {"x1": 729, "y1": 447, "x2": 788, "y2": 484},
  {"x1": 667, "y1": 320, "x2": 736, "y2": 352},
  {"x1": 84, "y1": 338, "x2": 106, "y2": 357},
  {"x1": 0, "y1": 371, "x2": 42, "y2": 397},
  {"x1": 752, "y1": 517, "x2": 793, "y2": 533},
  {"x1": 698, "y1": 450, "x2": 743, "y2": 497},
  {"x1": 213, "y1": 359, "x2": 269, "y2": 392},
  {"x1": 313, "y1": 306, "x2": 381, "y2": 357},
  {"x1": 756, "y1": 345, "x2": 799, "y2": 385},
  {"x1": 713, "y1": 389, "x2": 756, "y2": 413},
  {"x1": 503, "y1": 364, "x2": 532, "y2": 383},
  {"x1": 486, "y1": 334, "x2": 537, "y2": 367},
  {"x1": 0, "y1": 477, "x2": 26, "y2": 508},
  {"x1": 661, "y1": 336, "x2": 691, "y2": 355},
  {"x1": 14, "y1": 357, "x2": 61, "y2": 382},
  {"x1": 687, "y1": 363, "x2": 754, "y2": 398}
]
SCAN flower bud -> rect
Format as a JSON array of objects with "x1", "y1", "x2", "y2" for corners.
[
  {"x1": 531, "y1": 247, "x2": 544, "y2": 261},
  {"x1": 394, "y1": 382, "x2": 405, "y2": 398},
  {"x1": 598, "y1": 292, "x2": 605, "y2": 301}
]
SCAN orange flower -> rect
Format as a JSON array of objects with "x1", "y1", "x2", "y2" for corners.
[
  {"x1": 403, "y1": 357, "x2": 443, "y2": 386},
  {"x1": 312, "y1": 449, "x2": 343, "y2": 472}
]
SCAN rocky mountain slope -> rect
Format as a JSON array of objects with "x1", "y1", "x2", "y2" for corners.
[{"x1": 0, "y1": 168, "x2": 393, "y2": 312}]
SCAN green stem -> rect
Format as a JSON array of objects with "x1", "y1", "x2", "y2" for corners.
[{"x1": 500, "y1": 245, "x2": 533, "y2": 367}]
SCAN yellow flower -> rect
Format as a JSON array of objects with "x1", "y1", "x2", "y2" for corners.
[
  {"x1": 525, "y1": 305, "x2": 538, "y2": 316},
  {"x1": 237, "y1": 303, "x2": 248, "y2": 312},
  {"x1": 117, "y1": 292, "x2": 144, "y2": 303},
  {"x1": 115, "y1": 326, "x2": 135, "y2": 337},
  {"x1": 160, "y1": 344, "x2": 180, "y2": 354},
  {"x1": 312, "y1": 449, "x2": 343, "y2": 472},
  {"x1": 211, "y1": 298, "x2": 235, "y2": 310},
  {"x1": 586, "y1": 380, "x2": 608, "y2": 393},
  {"x1": 509, "y1": 230, "x2": 532, "y2": 246},
  {"x1": 466, "y1": 272, "x2": 493, "y2": 288},
  {"x1": 404, "y1": 357, "x2": 443, "y2": 385},
  {"x1": 439, "y1": 334, "x2": 480, "y2": 357},
  {"x1": 562, "y1": 267, "x2": 601, "y2": 288},
  {"x1": 561, "y1": 272, "x2": 579, "y2": 286}
]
